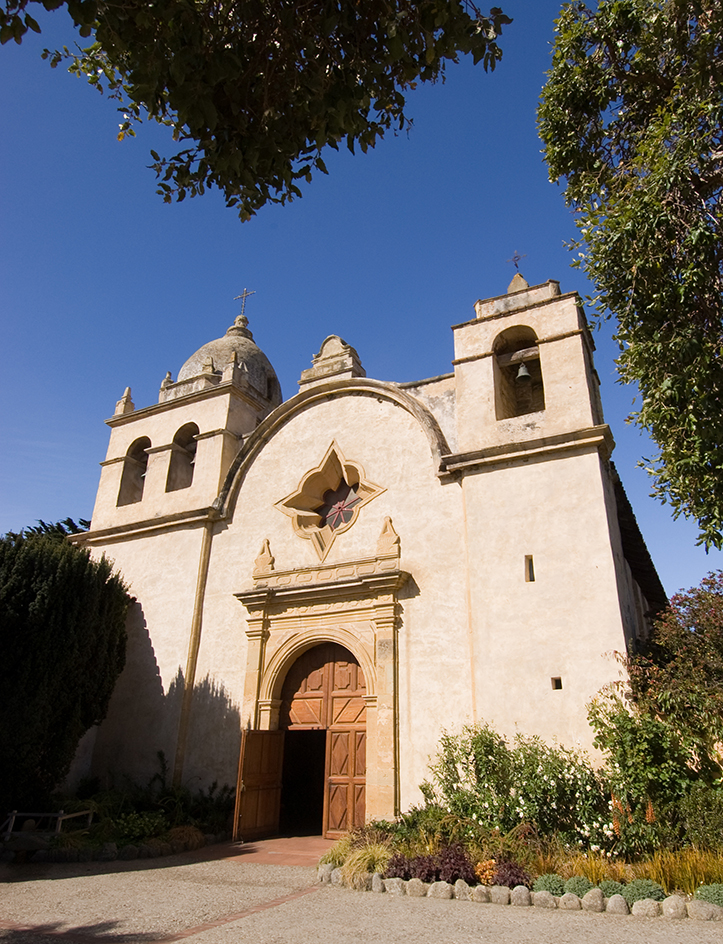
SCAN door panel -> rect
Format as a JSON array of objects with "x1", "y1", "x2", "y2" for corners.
[
  {"x1": 327, "y1": 783, "x2": 349, "y2": 832},
  {"x1": 329, "y1": 731, "x2": 350, "y2": 777},
  {"x1": 233, "y1": 729, "x2": 285, "y2": 841},
  {"x1": 355, "y1": 731, "x2": 366, "y2": 775},
  {"x1": 288, "y1": 697, "x2": 325, "y2": 727},
  {"x1": 278, "y1": 643, "x2": 367, "y2": 838}
]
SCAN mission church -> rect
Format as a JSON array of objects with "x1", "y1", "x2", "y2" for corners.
[{"x1": 72, "y1": 274, "x2": 665, "y2": 839}]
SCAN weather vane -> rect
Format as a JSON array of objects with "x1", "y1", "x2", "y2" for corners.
[
  {"x1": 506, "y1": 250, "x2": 527, "y2": 272},
  {"x1": 233, "y1": 288, "x2": 256, "y2": 318}
]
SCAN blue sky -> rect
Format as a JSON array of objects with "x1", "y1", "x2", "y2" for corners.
[{"x1": 1, "y1": 0, "x2": 720, "y2": 595}]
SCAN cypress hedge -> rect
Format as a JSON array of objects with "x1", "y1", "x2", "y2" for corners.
[{"x1": 0, "y1": 528, "x2": 129, "y2": 813}]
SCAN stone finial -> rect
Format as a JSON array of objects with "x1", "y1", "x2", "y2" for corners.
[
  {"x1": 377, "y1": 517, "x2": 400, "y2": 558},
  {"x1": 114, "y1": 386, "x2": 134, "y2": 415},
  {"x1": 507, "y1": 272, "x2": 529, "y2": 294},
  {"x1": 298, "y1": 335, "x2": 366, "y2": 389},
  {"x1": 160, "y1": 371, "x2": 173, "y2": 388},
  {"x1": 253, "y1": 538, "x2": 275, "y2": 577},
  {"x1": 202, "y1": 355, "x2": 216, "y2": 373},
  {"x1": 226, "y1": 314, "x2": 254, "y2": 339},
  {"x1": 222, "y1": 351, "x2": 239, "y2": 383}
]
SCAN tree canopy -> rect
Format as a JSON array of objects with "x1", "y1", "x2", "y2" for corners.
[
  {"x1": 538, "y1": 0, "x2": 723, "y2": 549},
  {"x1": 0, "y1": 526, "x2": 129, "y2": 812},
  {"x1": 589, "y1": 569, "x2": 723, "y2": 853},
  {"x1": 2, "y1": 1, "x2": 510, "y2": 220},
  {"x1": 626, "y1": 569, "x2": 723, "y2": 780}
]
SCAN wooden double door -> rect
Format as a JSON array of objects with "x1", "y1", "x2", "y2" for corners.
[{"x1": 234, "y1": 643, "x2": 366, "y2": 840}]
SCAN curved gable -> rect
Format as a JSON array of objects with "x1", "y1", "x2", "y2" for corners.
[{"x1": 213, "y1": 377, "x2": 451, "y2": 519}]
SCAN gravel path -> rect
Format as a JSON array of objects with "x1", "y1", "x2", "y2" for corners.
[{"x1": 1, "y1": 853, "x2": 721, "y2": 944}]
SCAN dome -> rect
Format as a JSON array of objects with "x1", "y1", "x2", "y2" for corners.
[{"x1": 177, "y1": 315, "x2": 282, "y2": 405}]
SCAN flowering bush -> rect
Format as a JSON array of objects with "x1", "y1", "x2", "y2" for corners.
[
  {"x1": 422, "y1": 723, "x2": 611, "y2": 849},
  {"x1": 589, "y1": 691, "x2": 697, "y2": 856}
]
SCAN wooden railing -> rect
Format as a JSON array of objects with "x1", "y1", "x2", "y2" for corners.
[{"x1": 1, "y1": 809, "x2": 93, "y2": 836}]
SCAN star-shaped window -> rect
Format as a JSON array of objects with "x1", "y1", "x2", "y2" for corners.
[
  {"x1": 317, "y1": 482, "x2": 362, "y2": 531},
  {"x1": 275, "y1": 442, "x2": 384, "y2": 560}
]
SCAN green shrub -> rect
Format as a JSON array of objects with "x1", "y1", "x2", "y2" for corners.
[
  {"x1": 533, "y1": 873, "x2": 565, "y2": 896},
  {"x1": 622, "y1": 878, "x2": 665, "y2": 904},
  {"x1": 680, "y1": 784, "x2": 723, "y2": 850},
  {"x1": 107, "y1": 811, "x2": 169, "y2": 845},
  {"x1": 599, "y1": 880, "x2": 626, "y2": 898},
  {"x1": 695, "y1": 884, "x2": 723, "y2": 908},
  {"x1": 564, "y1": 875, "x2": 593, "y2": 897}
]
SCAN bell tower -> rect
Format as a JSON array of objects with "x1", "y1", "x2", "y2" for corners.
[
  {"x1": 89, "y1": 313, "x2": 281, "y2": 534},
  {"x1": 452, "y1": 275, "x2": 605, "y2": 454}
]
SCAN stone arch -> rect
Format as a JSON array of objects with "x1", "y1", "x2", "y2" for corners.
[
  {"x1": 493, "y1": 324, "x2": 545, "y2": 419},
  {"x1": 260, "y1": 627, "x2": 376, "y2": 710}
]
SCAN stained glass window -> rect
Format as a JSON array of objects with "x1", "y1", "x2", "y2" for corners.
[{"x1": 316, "y1": 481, "x2": 362, "y2": 531}]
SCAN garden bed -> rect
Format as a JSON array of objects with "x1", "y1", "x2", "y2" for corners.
[{"x1": 318, "y1": 866, "x2": 723, "y2": 921}]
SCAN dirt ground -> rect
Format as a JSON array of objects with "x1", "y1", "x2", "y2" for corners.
[{"x1": 1, "y1": 842, "x2": 721, "y2": 944}]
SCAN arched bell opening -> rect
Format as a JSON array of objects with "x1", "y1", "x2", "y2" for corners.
[
  {"x1": 117, "y1": 437, "x2": 151, "y2": 506},
  {"x1": 493, "y1": 325, "x2": 545, "y2": 419},
  {"x1": 166, "y1": 422, "x2": 199, "y2": 492}
]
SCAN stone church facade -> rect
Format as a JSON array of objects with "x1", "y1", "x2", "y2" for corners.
[{"x1": 73, "y1": 276, "x2": 665, "y2": 839}]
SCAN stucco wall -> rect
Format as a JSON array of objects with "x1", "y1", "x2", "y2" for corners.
[
  {"x1": 191, "y1": 390, "x2": 470, "y2": 801},
  {"x1": 462, "y1": 448, "x2": 628, "y2": 754}
]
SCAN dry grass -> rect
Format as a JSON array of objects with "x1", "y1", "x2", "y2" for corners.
[
  {"x1": 558, "y1": 853, "x2": 632, "y2": 885},
  {"x1": 631, "y1": 849, "x2": 723, "y2": 896},
  {"x1": 340, "y1": 843, "x2": 392, "y2": 887},
  {"x1": 319, "y1": 834, "x2": 354, "y2": 867},
  {"x1": 167, "y1": 825, "x2": 206, "y2": 850}
]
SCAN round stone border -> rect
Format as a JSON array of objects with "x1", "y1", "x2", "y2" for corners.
[{"x1": 317, "y1": 866, "x2": 723, "y2": 922}]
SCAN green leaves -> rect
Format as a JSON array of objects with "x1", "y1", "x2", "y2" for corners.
[
  {"x1": 539, "y1": 1, "x2": 723, "y2": 549},
  {"x1": 5, "y1": 1, "x2": 510, "y2": 220}
]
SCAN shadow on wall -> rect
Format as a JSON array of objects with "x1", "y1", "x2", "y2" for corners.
[
  {"x1": 65, "y1": 602, "x2": 241, "y2": 792},
  {"x1": 182, "y1": 675, "x2": 241, "y2": 790}
]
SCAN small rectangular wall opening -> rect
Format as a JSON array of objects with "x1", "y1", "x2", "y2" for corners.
[
  {"x1": 525, "y1": 555, "x2": 535, "y2": 582},
  {"x1": 551, "y1": 677, "x2": 563, "y2": 691}
]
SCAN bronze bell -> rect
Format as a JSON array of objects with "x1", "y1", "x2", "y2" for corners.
[{"x1": 515, "y1": 362, "x2": 532, "y2": 384}]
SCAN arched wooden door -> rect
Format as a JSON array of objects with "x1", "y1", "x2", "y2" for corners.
[{"x1": 280, "y1": 643, "x2": 366, "y2": 837}]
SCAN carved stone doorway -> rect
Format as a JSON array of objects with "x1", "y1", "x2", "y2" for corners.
[{"x1": 279, "y1": 642, "x2": 366, "y2": 838}]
